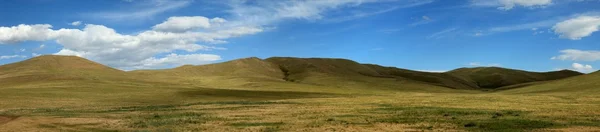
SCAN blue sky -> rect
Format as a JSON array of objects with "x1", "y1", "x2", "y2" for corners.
[{"x1": 1, "y1": 0, "x2": 600, "y2": 73}]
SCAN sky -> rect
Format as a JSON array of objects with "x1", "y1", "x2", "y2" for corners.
[{"x1": 1, "y1": 0, "x2": 600, "y2": 73}]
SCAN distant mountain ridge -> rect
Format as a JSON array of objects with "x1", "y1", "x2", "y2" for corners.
[{"x1": 0, "y1": 55, "x2": 584, "y2": 90}]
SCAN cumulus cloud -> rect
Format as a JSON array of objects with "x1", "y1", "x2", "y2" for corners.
[
  {"x1": 0, "y1": 17, "x2": 261, "y2": 70},
  {"x1": 70, "y1": 21, "x2": 82, "y2": 26},
  {"x1": 552, "y1": 49, "x2": 600, "y2": 61},
  {"x1": 0, "y1": 55, "x2": 26, "y2": 60},
  {"x1": 0, "y1": 24, "x2": 57, "y2": 44},
  {"x1": 572, "y1": 63, "x2": 595, "y2": 73},
  {"x1": 552, "y1": 15, "x2": 600, "y2": 40},
  {"x1": 152, "y1": 16, "x2": 227, "y2": 32},
  {"x1": 472, "y1": 0, "x2": 553, "y2": 10},
  {"x1": 136, "y1": 53, "x2": 221, "y2": 69}
]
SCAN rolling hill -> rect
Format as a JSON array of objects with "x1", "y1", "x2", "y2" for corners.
[
  {"x1": 0, "y1": 55, "x2": 130, "y2": 87},
  {"x1": 265, "y1": 57, "x2": 478, "y2": 89},
  {"x1": 363, "y1": 64, "x2": 479, "y2": 89},
  {"x1": 0, "y1": 55, "x2": 585, "y2": 91},
  {"x1": 446, "y1": 67, "x2": 582, "y2": 89},
  {"x1": 501, "y1": 70, "x2": 600, "y2": 94},
  {"x1": 132, "y1": 57, "x2": 283, "y2": 79}
]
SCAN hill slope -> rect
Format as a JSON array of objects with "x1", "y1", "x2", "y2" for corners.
[
  {"x1": 501, "y1": 71, "x2": 600, "y2": 94},
  {"x1": 0, "y1": 55, "x2": 125, "y2": 78},
  {"x1": 0, "y1": 55, "x2": 130, "y2": 86},
  {"x1": 266, "y1": 57, "x2": 477, "y2": 89},
  {"x1": 363, "y1": 64, "x2": 479, "y2": 89},
  {"x1": 0, "y1": 55, "x2": 122, "y2": 75},
  {"x1": 132, "y1": 57, "x2": 283, "y2": 79},
  {"x1": 446, "y1": 67, "x2": 582, "y2": 89}
]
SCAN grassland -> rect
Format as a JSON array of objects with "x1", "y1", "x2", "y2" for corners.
[{"x1": 0, "y1": 55, "x2": 598, "y2": 131}]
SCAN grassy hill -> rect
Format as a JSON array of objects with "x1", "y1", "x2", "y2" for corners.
[
  {"x1": 266, "y1": 57, "x2": 478, "y2": 89},
  {"x1": 501, "y1": 70, "x2": 600, "y2": 94},
  {"x1": 0, "y1": 55, "x2": 130, "y2": 87},
  {"x1": 1, "y1": 56, "x2": 583, "y2": 91},
  {"x1": 446, "y1": 67, "x2": 582, "y2": 89},
  {"x1": 360, "y1": 64, "x2": 479, "y2": 89},
  {"x1": 129, "y1": 57, "x2": 291, "y2": 90},
  {"x1": 134, "y1": 57, "x2": 282, "y2": 78},
  {"x1": 1, "y1": 55, "x2": 599, "y2": 131}
]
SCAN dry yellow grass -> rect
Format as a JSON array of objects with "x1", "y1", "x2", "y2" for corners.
[{"x1": 1, "y1": 55, "x2": 599, "y2": 131}]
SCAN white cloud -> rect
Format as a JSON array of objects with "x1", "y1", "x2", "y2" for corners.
[
  {"x1": 88, "y1": 0, "x2": 191, "y2": 21},
  {"x1": 416, "y1": 69, "x2": 447, "y2": 73},
  {"x1": 0, "y1": 55, "x2": 26, "y2": 60},
  {"x1": 468, "y1": 62, "x2": 482, "y2": 66},
  {"x1": 324, "y1": 0, "x2": 434, "y2": 23},
  {"x1": 136, "y1": 53, "x2": 221, "y2": 69},
  {"x1": 552, "y1": 15, "x2": 600, "y2": 40},
  {"x1": 422, "y1": 16, "x2": 431, "y2": 21},
  {"x1": 552, "y1": 49, "x2": 600, "y2": 61},
  {"x1": 468, "y1": 62, "x2": 502, "y2": 67},
  {"x1": 0, "y1": 24, "x2": 56, "y2": 44},
  {"x1": 152, "y1": 16, "x2": 227, "y2": 32},
  {"x1": 20, "y1": 49, "x2": 26, "y2": 52},
  {"x1": 32, "y1": 53, "x2": 42, "y2": 57},
  {"x1": 428, "y1": 28, "x2": 459, "y2": 39},
  {"x1": 471, "y1": 0, "x2": 553, "y2": 10},
  {"x1": 498, "y1": 0, "x2": 553, "y2": 10},
  {"x1": 225, "y1": 0, "x2": 429, "y2": 26},
  {"x1": 0, "y1": 17, "x2": 259, "y2": 70},
  {"x1": 489, "y1": 19, "x2": 556, "y2": 32},
  {"x1": 70, "y1": 21, "x2": 82, "y2": 26},
  {"x1": 410, "y1": 15, "x2": 435, "y2": 26},
  {"x1": 572, "y1": 63, "x2": 595, "y2": 73}
]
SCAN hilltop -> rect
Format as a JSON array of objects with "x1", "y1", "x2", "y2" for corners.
[
  {"x1": 0, "y1": 55, "x2": 122, "y2": 75},
  {"x1": 0, "y1": 55, "x2": 134, "y2": 87}
]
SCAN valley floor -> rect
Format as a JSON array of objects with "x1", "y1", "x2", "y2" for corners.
[{"x1": 1, "y1": 86, "x2": 599, "y2": 132}]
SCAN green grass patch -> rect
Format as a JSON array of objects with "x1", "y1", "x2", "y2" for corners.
[
  {"x1": 129, "y1": 112, "x2": 219, "y2": 128},
  {"x1": 229, "y1": 122, "x2": 284, "y2": 127},
  {"x1": 369, "y1": 105, "x2": 557, "y2": 131}
]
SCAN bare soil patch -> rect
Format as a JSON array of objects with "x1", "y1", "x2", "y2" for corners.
[{"x1": 0, "y1": 116, "x2": 19, "y2": 125}]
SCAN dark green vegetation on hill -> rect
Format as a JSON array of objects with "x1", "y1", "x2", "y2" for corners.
[
  {"x1": 447, "y1": 67, "x2": 583, "y2": 89},
  {"x1": 266, "y1": 57, "x2": 478, "y2": 89},
  {"x1": 1, "y1": 55, "x2": 599, "y2": 131}
]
